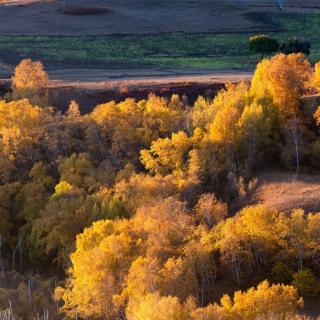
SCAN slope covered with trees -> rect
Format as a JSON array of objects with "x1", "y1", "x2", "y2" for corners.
[{"x1": 1, "y1": 53, "x2": 320, "y2": 318}]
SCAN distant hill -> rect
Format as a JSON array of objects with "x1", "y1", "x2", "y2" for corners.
[{"x1": 0, "y1": 0, "x2": 319, "y2": 35}]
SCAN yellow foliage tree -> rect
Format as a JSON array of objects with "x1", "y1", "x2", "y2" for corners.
[
  {"x1": 126, "y1": 292, "x2": 193, "y2": 320},
  {"x1": 55, "y1": 197, "x2": 216, "y2": 319},
  {"x1": 11, "y1": 59, "x2": 49, "y2": 106},
  {"x1": 312, "y1": 62, "x2": 320, "y2": 92},
  {"x1": 140, "y1": 131, "x2": 193, "y2": 175},
  {"x1": 195, "y1": 193, "x2": 228, "y2": 229},
  {"x1": 192, "y1": 280, "x2": 302, "y2": 320},
  {"x1": 214, "y1": 205, "x2": 286, "y2": 284},
  {"x1": 0, "y1": 99, "x2": 48, "y2": 162},
  {"x1": 237, "y1": 101, "x2": 273, "y2": 173},
  {"x1": 218, "y1": 280, "x2": 302, "y2": 320},
  {"x1": 66, "y1": 100, "x2": 81, "y2": 119},
  {"x1": 251, "y1": 53, "x2": 312, "y2": 118}
]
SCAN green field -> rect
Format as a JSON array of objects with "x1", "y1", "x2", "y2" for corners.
[{"x1": 1, "y1": 12, "x2": 320, "y2": 71}]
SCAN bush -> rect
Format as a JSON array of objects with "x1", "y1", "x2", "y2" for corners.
[
  {"x1": 217, "y1": 280, "x2": 302, "y2": 319},
  {"x1": 249, "y1": 35, "x2": 279, "y2": 59},
  {"x1": 292, "y1": 269, "x2": 320, "y2": 298},
  {"x1": 280, "y1": 38, "x2": 311, "y2": 56},
  {"x1": 270, "y1": 262, "x2": 294, "y2": 284}
]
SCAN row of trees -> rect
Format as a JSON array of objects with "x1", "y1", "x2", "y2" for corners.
[
  {"x1": 1, "y1": 54, "x2": 320, "y2": 318},
  {"x1": 249, "y1": 35, "x2": 311, "y2": 59}
]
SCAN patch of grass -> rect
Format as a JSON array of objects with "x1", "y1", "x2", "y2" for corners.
[
  {"x1": 0, "y1": 33, "x2": 252, "y2": 69},
  {"x1": 0, "y1": 12, "x2": 320, "y2": 71}
]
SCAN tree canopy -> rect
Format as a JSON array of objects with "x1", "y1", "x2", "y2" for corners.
[
  {"x1": 249, "y1": 35, "x2": 279, "y2": 59},
  {"x1": 1, "y1": 54, "x2": 320, "y2": 319}
]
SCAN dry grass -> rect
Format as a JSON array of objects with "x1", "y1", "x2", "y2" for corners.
[{"x1": 233, "y1": 171, "x2": 320, "y2": 213}]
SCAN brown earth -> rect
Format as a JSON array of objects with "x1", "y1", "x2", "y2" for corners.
[{"x1": 0, "y1": 0, "x2": 319, "y2": 36}]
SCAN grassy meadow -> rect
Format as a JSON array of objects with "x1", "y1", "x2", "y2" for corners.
[{"x1": 1, "y1": 11, "x2": 320, "y2": 71}]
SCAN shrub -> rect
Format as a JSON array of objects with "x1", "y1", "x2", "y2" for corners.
[
  {"x1": 249, "y1": 35, "x2": 279, "y2": 59},
  {"x1": 292, "y1": 269, "x2": 320, "y2": 298},
  {"x1": 280, "y1": 38, "x2": 311, "y2": 56},
  {"x1": 270, "y1": 262, "x2": 294, "y2": 284}
]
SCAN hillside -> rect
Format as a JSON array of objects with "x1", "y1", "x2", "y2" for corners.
[
  {"x1": 0, "y1": 0, "x2": 319, "y2": 74},
  {"x1": 232, "y1": 172, "x2": 320, "y2": 213},
  {"x1": 0, "y1": 0, "x2": 319, "y2": 35}
]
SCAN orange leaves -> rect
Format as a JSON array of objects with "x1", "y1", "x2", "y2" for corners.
[
  {"x1": 55, "y1": 197, "x2": 215, "y2": 319},
  {"x1": 12, "y1": 59, "x2": 48, "y2": 90},
  {"x1": 194, "y1": 281, "x2": 302, "y2": 320},
  {"x1": 312, "y1": 62, "x2": 320, "y2": 92},
  {"x1": 140, "y1": 131, "x2": 193, "y2": 175},
  {"x1": 0, "y1": 99, "x2": 46, "y2": 157},
  {"x1": 11, "y1": 59, "x2": 49, "y2": 106},
  {"x1": 251, "y1": 53, "x2": 312, "y2": 118},
  {"x1": 228, "y1": 280, "x2": 303, "y2": 319}
]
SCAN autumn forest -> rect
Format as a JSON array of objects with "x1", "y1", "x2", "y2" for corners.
[{"x1": 1, "y1": 53, "x2": 320, "y2": 319}]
